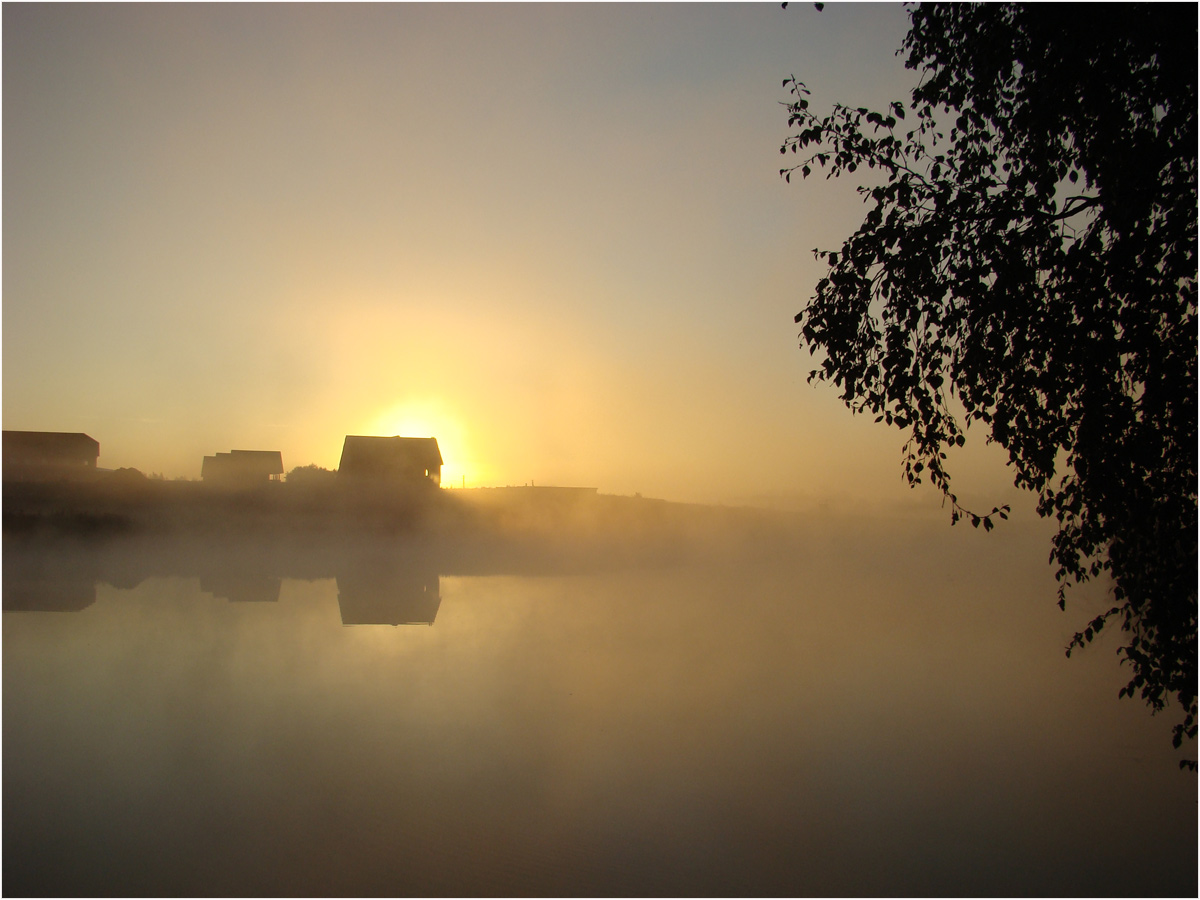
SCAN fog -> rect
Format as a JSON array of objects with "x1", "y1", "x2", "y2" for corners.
[
  {"x1": 5, "y1": 489, "x2": 1195, "y2": 896},
  {"x1": 6, "y1": 5, "x2": 1193, "y2": 894},
  {"x1": 3, "y1": 2, "x2": 934, "y2": 507}
]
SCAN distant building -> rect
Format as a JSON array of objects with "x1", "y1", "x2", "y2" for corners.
[
  {"x1": 3, "y1": 431, "x2": 100, "y2": 481},
  {"x1": 201, "y1": 449, "x2": 284, "y2": 487},
  {"x1": 338, "y1": 436, "x2": 442, "y2": 486}
]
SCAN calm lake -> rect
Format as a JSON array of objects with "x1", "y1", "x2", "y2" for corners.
[{"x1": 4, "y1": 510, "x2": 1196, "y2": 896}]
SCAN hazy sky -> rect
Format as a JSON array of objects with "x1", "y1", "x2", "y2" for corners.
[{"x1": 4, "y1": 2, "x2": 1019, "y2": 507}]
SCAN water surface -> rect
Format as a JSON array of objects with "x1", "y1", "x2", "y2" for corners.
[{"x1": 4, "y1": 515, "x2": 1195, "y2": 896}]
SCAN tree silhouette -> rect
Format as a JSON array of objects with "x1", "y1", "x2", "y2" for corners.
[
  {"x1": 782, "y1": 4, "x2": 1196, "y2": 765},
  {"x1": 285, "y1": 464, "x2": 337, "y2": 487}
]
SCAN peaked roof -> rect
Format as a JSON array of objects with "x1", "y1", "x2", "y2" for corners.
[{"x1": 339, "y1": 436, "x2": 442, "y2": 474}]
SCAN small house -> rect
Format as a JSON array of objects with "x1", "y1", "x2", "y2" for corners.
[
  {"x1": 201, "y1": 449, "x2": 284, "y2": 487},
  {"x1": 338, "y1": 436, "x2": 442, "y2": 486},
  {"x1": 3, "y1": 431, "x2": 100, "y2": 481}
]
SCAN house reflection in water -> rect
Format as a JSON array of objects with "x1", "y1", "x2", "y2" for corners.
[
  {"x1": 2, "y1": 565, "x2": 96, "y2": 612},
  {"x1": 336, "y1": 559, "x2": 441, "y2": 626},
  {"x1": 2, "y1": 541, "x2": 97, "y2": 612},
  {"x1": 199, "y1": 573, "x2": 283, "y2": 604},
  {"x1": 2, "y1": 539, "x2": 443, "y2": 626}
]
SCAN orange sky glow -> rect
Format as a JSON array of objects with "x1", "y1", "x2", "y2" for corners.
[{"x1": 4, "y1": 3, "x2": 1020, "y2": 511}]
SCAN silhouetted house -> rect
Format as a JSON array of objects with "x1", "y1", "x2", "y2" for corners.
[
  {"x1": 201, "y1": 449, "x2": 284, "y2": 488},
  {"x1": 338, "y1": 436, "x2": 442, "y2": 486},
  {"x1": 3, "y1": 431, "x2": 100, "y2": 481}
]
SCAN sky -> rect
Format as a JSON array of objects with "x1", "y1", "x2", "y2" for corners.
[{"x1": 3, "y1": 2, "x2": 1021, "y2": 508}]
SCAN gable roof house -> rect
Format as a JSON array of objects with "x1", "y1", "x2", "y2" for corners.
[
  {"x1": 201, "y1": 449, "x2": 284, "y2": 488},
  {"x1": 338, "y1": 436, "x2": 442, "y2": 486},
  {"x1": 3, "y1": 431, "x2": 100, "y2": 481}
]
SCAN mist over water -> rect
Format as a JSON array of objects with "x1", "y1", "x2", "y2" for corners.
[
  {"x1": 4, "y1": 503, "x2": 1194, "y2": 897},
  {"x1": 5, "y1": 5, "x2": 1193, "y2": 895}
]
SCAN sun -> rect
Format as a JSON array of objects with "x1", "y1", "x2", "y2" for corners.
[{"x1": 366, "y1": 399, "x2": 483, "y2": 488}]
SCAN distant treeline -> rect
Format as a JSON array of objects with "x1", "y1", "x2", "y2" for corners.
[{"x1": 1, "y1": 468, "x2": 807, "y2": 569}]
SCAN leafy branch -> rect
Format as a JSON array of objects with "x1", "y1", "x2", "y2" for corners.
[{"x1": 783, "y1": 3, "x2": 1196, "y2": 765}]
